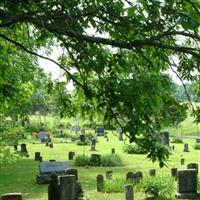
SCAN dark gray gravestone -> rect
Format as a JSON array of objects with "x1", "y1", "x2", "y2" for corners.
[
  {"x1": 183, "y1": 143, "x2": 189, "y2": 152},
  {"x1": 36, "y1": 161, "x2": 68, "y2": 184},
  {"x1": 111, "y1": 148, "x2": 115, "y2": 154},
  {"x1": 195, "y1": 138, "x2": 200, "y2": 143},
  {"x1": 48, "y1": 174, "x2": 60, "y2": 200},
  {"x1": 13, "y1": 145, "x2": 18, "y2": 151},
  {"x1": 1, "y1": 193, "x2": 22, "y2": 200},
  {"x1": 68, "y1": 152, "x2": 75, "y2": 160},
  {"x1": 65, "y1": 168, "x2": 78, "y2": 181},
  {"x1": 106, "y1": 171, "x2": 113, "y2": 179},
  {"x1": 160, "y1": 131, "x2": 169, "y2": 146},
  {"x1": 171, "y1": 168, "x2": 177, "y2": 180},
  {"x1": 125, "y1": 184, "x2": 134, "y2": 200},
  {"x1": 126, "y1": 172, "x2": 135, "y2": 181},
  {"x1": 135, "y1": 171, "x2": 143, "y2": 183},
  {"x1": 80, "y1": 134, "x2": 86, "y2": 143},
  {"x1": 20, "y1": 143, "x2": 28, "y2": 157},
  {"x1": 181, "y1": 158, "x2": 185, "y2": 165},
  {"x1": 59, "y1": 175, "x2": 76, "y2": 200},
  {"x1": 35, "y1": 152, "x2": 41, "y2": 161},
  {"x1": 187, "y1": 163, "x2": 198, "y2": 174},
  {"x1": 117, "y1": 128, "x2": 123, "y2": 141},
  {"x1": 149, "y1": 169, "x2": 156, "y2": 176},
  {"x1": 96, "y1": 128, "x2": 105, "y2": 136},
  {"x1": 175, "y1": 169, "x2": 199, "y2": 199},
  {"x1": 96, "y1": 174, "x2": 104, "y2": 192},
  {"x1": 38, "y1": 132, "x2": 48, "y2": 143}
]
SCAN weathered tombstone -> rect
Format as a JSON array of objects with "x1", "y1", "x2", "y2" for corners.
[
  {"x1": 171, "y1": 168, "x2": 177, "y2": 180},
  {"x1": 187, "y1": 163, "x2": 198, "y2": 174},
  {"x1": 160, "y1": 131, "x2": 169, "y2": 146},
  {"x1": 1, "y1": 193, "x2": 22, "y2": 200},
  {"x1": 68, "y1": 152, "x2": 75, "y2": 160},
  {"x1": 36, "y1": 161, "x2": 68, "y2": 184},
  {"x1": 135, "y1": 171, "x2": 143, "y2": 183},
  {"x1": 35, "y1": 152, "x2": 41, "y2": 161},
  {"x1": 117, "y1": 127, "x2": 123, "y2": 141},
  {"x1": 96, "y1": 127, "x2": 105, "y2": 136},
  {"x1": 45, "y1": 142, "x2": 49, "y2": 147},
  {"x1": 20, "y1": 143, "x2": 28, "y2": 157},
  {"x1": 175, "y1": 169, "x2": 200, "y2": 199},
  {"x1": 90, "y1": 138, "x2": 96, "y2": 151},
  {"x1": 65, "y1": 168, "x2": 78, "y2": 181},
  {"x1": 181, "y1": 158, "x2": 185, "y2": 165},
  {"x1": 49, "y1": 143, "x2": 53, "y2": 148},
  {"x1": 111, "y1": 148, "x2": 115, "y2": 154},
  {"x1": 126, "y1": 172, "x2": 136, "y2": 181},
  {"x1": 96, "y1": 174, "x2": 104, "y2": 192},
  {"x1": 39, "y1": 156, "x2": 43, "y2": 162},
  {"x1": 106, "y1": 171, "x2": 113, "y2": 179},
  {"x1": 48, "y1": 174, "x2": 60, "y2": 200},
  {"x1": 38, "y1": 132, "x2": 49, "y2": 143},
  {"x1": 149, "y1": 169, "x2": 156, "y2": 176},
  {"x1": 13, "y1": 145, "x2": 18, "y2": 151},
  {"x1": 125, "y1": 184, "x2": 134, "y2": 200},
  {"x1": 80, "y1": 134, "x2": 86, "y2": 143},
  {"x1": 59, "y1": 175, "x2": 76, "y2": 200},
  {"x1": 183, "y1": 143, "x2": 189, "y2": 152},
  {"x1": 172, "y1": 145, "x2": 175, "y2": 151},
  {"x1": 90, "y1": 154, "x2": 101, "y2": 166},
  {"x1": 195, "y1": 138, "x2": 200, "y2": 143}
]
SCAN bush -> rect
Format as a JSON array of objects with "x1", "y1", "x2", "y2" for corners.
[
  {"x1": 171, "y1": 137, "x2": 183, "y2": 143},
  {"x1": 101, "y1": 154, "x2": 123, "y2": 167},
  {"x1": 74, "y1": 154, "x2": 90, "y2": 166},
  {"x1": 123, "y1": 144, "x2": 148, "y2": 154},
  {"x1": 138, "y1": 176, "x2": 174, "y2": 200},
  {"x1": 103, "y1": 178, "x2": 127, "y2": 193},
  {"x1": 194, "y1": 143, "x2": 200, "y2": 150},
  {"x1": 77, "y1": 140, "x2": 90, "y2": 146}
]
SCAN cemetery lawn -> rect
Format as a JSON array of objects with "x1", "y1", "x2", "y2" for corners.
[{"x1": 0, "y1": 133, "x2": 200, "y2": 200}]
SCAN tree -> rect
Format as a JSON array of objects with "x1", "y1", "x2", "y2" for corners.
[{"x1": 0, "y1": 0, "x2": 199, "y2": 166}]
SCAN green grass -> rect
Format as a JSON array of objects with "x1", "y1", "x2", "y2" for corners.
[{"x1": 1, "y1": 132, "x2": 200, "y2": 200}]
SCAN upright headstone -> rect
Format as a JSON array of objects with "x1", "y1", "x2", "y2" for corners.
[
  {"x1": 65, "y1": 168, "x2": 78, "y2": 181},
  {"x1": 39, "y1": 156, "x2": 43, "y2": 162},
  {"x1": 195, "y1": 138, "x2": 200, "y2": 143},
  {"x1": 125, "y1": 184, "x2": 134, "y2": 200},
  {"x1": 96, "y1": 128, "x2": 105, "y2": 136},
  {"x1": 117, "y1": 128, "x2": 123, "y2": 141},
  {"x1": 135, "y1": 171, "x2": 143, "y2": 183},
  {"x1": 183, "y1": 143, "x2": 189, "y2": 152},
  {"x1": 187, "y1": 163, "x2": 198, "y2": 174},
  {"x1": 80, "y1": 134, "x2": 86, "y2": 143},
  {"x1": 171, "y1": 168, "x2": 177, "y2": 180},
  {"x1": 181, "y1": 158, "x2": 185, "y2": 165},
  {"x1": 96, "y1": 174, "x2": 104, "y2": 192},
  {"x1": 106, "y1": 171, "x2": 113, "y2": 179},
  {"x1": 13, "y1": 145, "x2": 18, "y2": 151},
  {"x1": 49, "y1": 143, "x2": 53, "y2": 148},
  {"x1": 160, "y1": 131, "x2": 169, "y2": 146},
  {"x1": 35, "y1": 152, "x2": 41, "y2": 161},
  {"x1": 1, "y1": 193, "x2": 22, "y2": 200},
  {"x1": 68, "y1": 152, "x2": 75, "y2": 160},
  {"x1": 172, "y1": 145, "x2": 175, "y2": 151},
  {"x1": 20, "y1": 143, "x2": 28, "y2": 156},
  {"x1": 59, "y1": 175, "x2": 76, "y2": 200},
  {"x1": 126, "y1": 172, "x2": 135, "y2": 181},
  {"x1": 175, "y1": 169, "x2": 199, "y2": 199},
  {"x1": 48, "y1": 174, "x2": 60, "y2": 200},
  {"x1": 111, "y1": 148, "x2": 115, "y2": 154},
  {"x1": 149, "y1": 169, "x2": 156, "y2": 177},
  {"x1": 75, "y1": 181, "x2": 83, "y2": 200},
  {"x1": 90, "y1": 138, "x2": 96, "y2": 151}
]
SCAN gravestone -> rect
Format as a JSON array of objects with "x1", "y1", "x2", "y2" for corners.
[
  {"x1": 171, "y1": 168, "x2": 178, "y2": 179},
  {"x1": 1, "y1": 193, "x2": 22, "y2": 200},
  {"x1": 195, "y1": 138, "x2": 200, "y2": 143},
  {"x1": 187, "y1": 163, "x2": 198, "y2": 174},
  {"x1": 48, "y1": 174, "x2": 60, "y2": 200},
  {"x1": 106, "y1": 171, "x2": 113, "y2": 179},
  {"x1": 90, "y1": 154, "x2": 101, "y2": 166},
  {"x1": 126, "y1": 172, "x2": 136, "y2": 181},
  {"x1": 59, "y1": 175, "x2": 76, "y2": 200},
  {"x1": 96, "y1": 127, "x2": 105, "y2": 136},
  {"x1": 13, "y1": 145, "x2": 18, "y2": 151},
  {"x1": 96, "y1": 174, "x2": 104, "y2": 192},
  {"x1": 70, "y1": 125, "x2": 80, "y2": 132},
  {"x1": 117, "y1": 128, "x2": 123, "y2": 141},
  {"x1": 49, "y1": 143, "x2": 53, "y2": 148},
  {"x1": 183, "y1": 143, "x2": 189, "y2": 152},
  {"x1": 39, "y1": 156, "x2": 43, "y2": 162},
  {"x1": 35, "y1": 152, "x2": 41, "y2": 161},
  {"x1": 75, "y1": 181, "x2": 84, "y2": 200},
  {"x1": 175, "y1": 169, "x2": 199, "y2": 199},
  {"x1": 90, "y1": 138, "x2": 96, "y2": 151},
  {"x1": 181, "y1": 158, "x2": 185, "y2": 165},
  {"x1": 172, "y1": 145, "x2": 175, "y2": 151},
  {"x1": 125, "y1": 184, "x2": 134, "y2": 200},
  {"x1": 149, "y1": 169, "x2": 156, "y2": 176},
  {"x1": 135, "y1": 171, "x2": 143, "y2": 183},
  {"x1": 111, "y1": 148, "x2": 115, "y2": 154},
  {"x1": 20, "y1": 143, "x2": 28, "y2": 157},
  {"x1": 38, "y1": 132, "x2": 49, "y2": 143},
  {"x1": 68, "y1": 152, "x2": 75, "y2": 160},
  {"x1": 160, "y1": 131, "x2": 169, "y2": 146},
  {"x1": 65, "y1": 168, "x2": 78, "y2": 181},
  {"x1": 36, "y1": 161, "x2": 68, "y2": 184},
  {"x1": 80, "y1": 134, "x2": 86, "y2": 143}
]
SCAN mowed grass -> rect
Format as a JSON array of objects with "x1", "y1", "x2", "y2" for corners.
[{"x1": 0, "y1": 133, "x2": 200, "y2": 200}]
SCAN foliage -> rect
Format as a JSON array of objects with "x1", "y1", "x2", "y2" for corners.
[
  {"x1": 138, "y1": 176, "x2": 174, "y2": 200},
  {"x1": 171, "y1": 138, "x2": 183, "y2": 144},
  {"x1": 0, "y1": 0, "x2": 199, "y2": 165},
  {"x1": 123, "y1": 144, "x2": 148, "y2": 154},
  {"x1": 193, "y1": 143, "x2": 200, "y2": 150},
  {"x1": 101, "y1": 154, "x2": 123, "y2": 167},
  {"x1": 74, "y1": 154, "x2": 90, "y2": 166},
  {"x1": 77, "y1": 140, "x2": 90, "y2": 146}
]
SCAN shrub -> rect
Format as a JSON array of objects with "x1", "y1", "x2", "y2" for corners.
[
  {"x1": 101, "y1": 154, "x2": 123, "y2": 167},
  {"x1": 77, "y1": 140, "x2": 90, "y2": 146},
  {"x1": 74, "y1": 154, "x2": 90, "y2": 166},
  {"x1": 103, "y1": 178, "x2": 127, "y2": 193},
  {"x1": 123, "y1": 144, "x2": 148, "y2": 154},
  {"x1": 138, "y1": 176, "x2": 174, "y2": 200},
  {"x1": 194, "y1": 144, "x2": 200, "y2": 150},
  {"x1": 171, "y1": 137, "x2": 183, "y2": 143}
]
